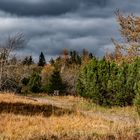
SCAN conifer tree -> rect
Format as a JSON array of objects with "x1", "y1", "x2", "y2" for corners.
[
  {"x1": 89, "y1": 53, "x2": 93, "y2": 59},
  {"x1": 28, "y1": 72, "x2": 41, "y2": 93},
  {"x1": 47, "y1": 68, "x2": 65, "y2": 94},
  {"x1": 49, "y1": 58, "x2": 55, "y2": 65},
  {"x1": 38, "y1": 52, "x2": 46, "y2": 67},
  {"x1": 22, "y1": 56, "x2": 34, "y2": 65},
  {"x1": 76, "y1": 58, "x2": 140, "y2": 107},
  {"x1": 28, "y1": 56, "x2": 34, "y2": 65},
  {"x1": 69, "y1": 50, "x2": 81, "y2": 65}
]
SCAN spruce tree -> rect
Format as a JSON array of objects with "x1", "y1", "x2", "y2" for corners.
[
  {"x1": 50, "y1": 58, "x2": 55, "y2": 65},
  {"x1": 28, "y1": 72, "x2": 41, "y2": 93},
  {"x1": 22, "y1": 56, "x2": 34, "y2": 66},
  {"x1": 48, "y1": 68, "x2": 65, "y2": 94},
  {"x1": 28, "y1": 56, "x2": 34, "y2": 65},
  {"x1": 38, "y1": 52, "x2": 46, "y2": 67},
  {"x1": 76, "y1": 58, "x2": 139, "y2": 107},
  {"x1": 89, "y1": 53, "x2": 93, "y2": 59}
]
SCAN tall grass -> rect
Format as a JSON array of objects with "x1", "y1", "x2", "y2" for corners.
[
  {"x1": 0, "y1": 93, "x2": 139, "y2": 140},
  {"x1": 0, "y1": 113, "x2": 139, "y2": 140}
]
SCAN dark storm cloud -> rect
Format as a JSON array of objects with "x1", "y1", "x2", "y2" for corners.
[
  {"x1": 0, "y1": 0, "x2": 139, "y2": 60},
  {"x1": 0, "y1": 0, "x2": 78, "y2": 16},
  {"x1": 0, "y1": 0, "x2": 112, "y2": 17},
  {"x1": 0, "y1": 16, "x2": 116, "y2": 56},
  {"x1": 0, "y1": 0, "x2": 138, "y2": 17}
]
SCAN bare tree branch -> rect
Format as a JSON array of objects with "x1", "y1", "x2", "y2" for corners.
[{"x1": 0, "y1": 33, "x2": 26, "y2": 92}]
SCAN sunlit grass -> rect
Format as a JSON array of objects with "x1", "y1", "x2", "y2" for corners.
[
  {"x1": 0, "y1": 93, "x2": 139, "y2": 140},
  {"x1": 32, "y1": 94, "x2": 138, "y2": 118},
  {"x1": 0, "y1": 113, "x2": 139, "y2": 140}
]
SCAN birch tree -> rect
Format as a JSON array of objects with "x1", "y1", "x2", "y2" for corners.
[{"x1": 0, "y1": 33, "x2": 25, "y2": 92}]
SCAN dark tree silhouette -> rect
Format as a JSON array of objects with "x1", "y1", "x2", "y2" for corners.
[
  {"x1": 22, "y1": 56, "x2": 34, "y2": 65},
  {"x1": 28, "y1": 56, "x2": 34, "y2": 65},
  {"x1": 38, "y1": 52, "x2": 46, "y2": 67},
  {"x1": 89, "y1": 53, "x2": 93, "y2": 59}
]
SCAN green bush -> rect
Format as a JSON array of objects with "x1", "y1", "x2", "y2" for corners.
[
  {"x1": 76, "y1": 58, "x2": 140, "y2": 107},
  {"x1": 28, "y1": 72, "x2": 42, "y2": 93},
  {"x1": 46, "y1": 69, "x2": 65, "y2": 95}
]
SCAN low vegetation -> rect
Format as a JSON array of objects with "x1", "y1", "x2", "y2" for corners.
[
  {"x1": 0, "y1": 93, "x2": 73, "y2": 117},
  {"x1": 0, "y1": 93, "x2": 139, "y2": 140},
  {"x1": 0, "y1": 113, "x2": 139, "y2": 140}
]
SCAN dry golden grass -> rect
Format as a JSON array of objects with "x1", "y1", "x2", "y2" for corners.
[
  {"x1": 0, "y1": 93, "x2": 73, "y2": 117},
  {"x1": 0, "y1": 113, "x2": 139, "y2": 140},
  {"x1": 0, "y1": 93, "x2": 139, "y2": 119},
  {"x1": 0, "y1": 93, "x2": 139, "y2": 140},
  {"x1": 35, "y1": 95, "x2": 138, "y2": 118},
  {"x1": 0, "y1": 93, "x2": 136, "y2": 115},
  {"x1": 0, "y1": 93, "x2": 38, "y2": 105}
]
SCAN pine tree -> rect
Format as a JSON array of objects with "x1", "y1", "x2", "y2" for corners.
[
  {"x1": 69, "y1": 50, "x2": 82, "y2": 65},
  {"x1": 22, "y1": 56, "x2": 34, "y2": 66},
  {"x1": 28, "y1": 72, "x2": 41, "y2": 93},
  {"x1": 50, "y1": 58, "x2": 55, "y2": 65},
  {"x1": 28, "y1": 56, "x2": 34, "y2": 65},
  {"x1": 76, "y1": 58, "x2": 139, "y2": 107},
  {"x1": 48, "y1": 68, "x2": 65, "y2": 94},
  {"x1": 89, "y1": 53, "x2": 93, "y2": 59},
  {"x1": 38, "y1": 52, "x2": 46, "y2": 67}
]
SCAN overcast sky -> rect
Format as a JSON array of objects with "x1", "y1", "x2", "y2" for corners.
[{"x1": 0, "y1": 0, "x2": 139, "y2": 61}]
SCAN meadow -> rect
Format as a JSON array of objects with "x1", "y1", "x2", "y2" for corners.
[{"x1": 0, "y1": 93, "x2": 139, "y2": 140}]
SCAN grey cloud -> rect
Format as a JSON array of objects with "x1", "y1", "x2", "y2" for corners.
[
  {"x1": 0, "y1": 15, "x2": 118, "y2": 56},
  {"x1": 0, "y1": 0, "x2": 139, "y2": 18},
  {"x1": 0, "y1": 0, "x2": 139, "y2": 59},
  {"x1": 0, "y1": 0, "x2": 79, "y2": 16},
  {"x1": 0, "y1": 0, "x2": 117, "y2": 17}
]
